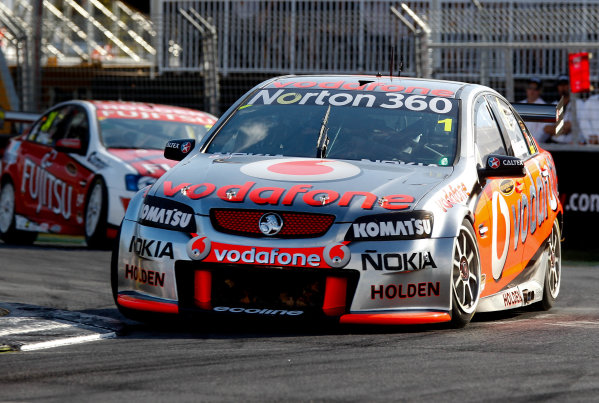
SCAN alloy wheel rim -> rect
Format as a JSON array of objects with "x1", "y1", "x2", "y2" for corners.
[
  {"x1": 0, "y1": 184, "x2": 15, "y2": 233},
  {"x1": 547, "y1": 225, "x2": 561, "y2": 299},
  {"x1": 85, "y1": 184, "x2": 102, "y2": 237},
  {"x1": 452, "y1": 226, "x2": 480, "y2": 314}
]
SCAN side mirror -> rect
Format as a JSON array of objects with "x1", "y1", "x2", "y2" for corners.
[
  {"x1": 478, "y1": 154, "x2": 526, "y2": 179},
  {"x1": 164, "y1": 139, "x2": 195, "y2": 161},
  {"x1": 55, "y1": 138, "x2": 84, "y2": 155}
]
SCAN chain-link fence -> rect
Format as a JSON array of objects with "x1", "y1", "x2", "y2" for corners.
[{"x1": 3, "y1": 0, "x2": 599, "y2": 116}]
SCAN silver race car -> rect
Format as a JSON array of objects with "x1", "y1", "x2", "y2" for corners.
[{"x1": 111, "y1": 75, "x2": 562, "y2": 327}]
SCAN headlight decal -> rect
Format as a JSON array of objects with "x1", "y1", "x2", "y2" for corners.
[{"x1": 125, "y1": 174, "x2": 157, "y2": 191}]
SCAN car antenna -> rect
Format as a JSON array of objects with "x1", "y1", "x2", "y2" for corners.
[
  {"x1": 398, "y1": 57, "x2": 404, "y2": 78},
  {"x1": 389, "y1": 45, "x2": 395, "y2": 80},
  {"x1": 376, "y1": 45, "x2": 382, "y2": 77}
]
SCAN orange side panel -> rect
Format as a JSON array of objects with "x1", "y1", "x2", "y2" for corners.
[
  {"x1": 339, "y1": 312, "x2": 451, "y2": 325},
  {"x1": 194, "y1": 270, "x2": 212, "y2": 310},
  {"x1": 322, "y1": 277, "x2": 347, "y2": 316},
  {"x1": 117, "y1": 294, "x2": 179, "y2": 314}
]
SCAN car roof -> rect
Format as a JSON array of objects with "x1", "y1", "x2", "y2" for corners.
[{"x1": 262, "y1": 74, "x2": 470, "y2": 99}]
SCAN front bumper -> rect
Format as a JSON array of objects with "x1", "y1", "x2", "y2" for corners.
[{"x1": 114, "y1": 217, "x2": 455, "y2": 324}]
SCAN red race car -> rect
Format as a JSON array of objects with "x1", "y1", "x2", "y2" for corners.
[{"x1": 0, "y1": 100, "x2": 217, "y2": 248}]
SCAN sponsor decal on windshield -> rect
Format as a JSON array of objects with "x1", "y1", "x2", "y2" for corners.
[
  {"x1": 247, "y1": 89, "x2": 458, "y2": 113},
  {"x1": 267, "y1": 80, "x2": 455, "y2": 97},
  {"x1": 94, "y1": 101, "x2": 217, "y2": 125}
]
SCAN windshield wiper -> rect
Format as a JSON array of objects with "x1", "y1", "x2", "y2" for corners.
[{"x1": 316, "y1": 105, "x2": 331, "y2": 158}]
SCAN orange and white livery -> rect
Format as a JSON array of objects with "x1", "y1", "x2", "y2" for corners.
[{"x1": 111, "y1": 75, "x2": 562, "y2": 327}]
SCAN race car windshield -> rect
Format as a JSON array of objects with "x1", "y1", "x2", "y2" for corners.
[
  {"x1": 205, "y1": 88, "x2": 459, "y2": 166},
  {"x1": 99, "y1": 118, "x2": 212, "y2": 150}
]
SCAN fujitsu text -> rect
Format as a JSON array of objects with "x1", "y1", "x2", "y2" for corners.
[{"x1": 21, "y1": 157, "x2": 73, "y2": 220}]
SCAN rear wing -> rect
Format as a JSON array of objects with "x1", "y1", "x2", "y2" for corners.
[
  {"x1": 512, "y1": 97, "x2": 565, "y2": 136},
  {"x1": 0, "y1": 108, "x2": 39, "y2": 128}
]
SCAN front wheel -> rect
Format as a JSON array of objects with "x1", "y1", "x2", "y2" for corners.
[
  {"x1": 0, "y1": 181, "x2": 37, "y2": 245},
  {"x1": 450, "y1": 219, "x2": 481, "y2": 328},
  {"x1": 538, "y1": 220, "x2": 561, "y2": 311},
  {"x1": 85, "y1": 178, "x2": 109, "y2": 249}
]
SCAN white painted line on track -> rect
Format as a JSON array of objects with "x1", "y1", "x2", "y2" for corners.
[
  {"x1": 0, "y1": 319, "x2": 72, "y2": 337},
  {"x1": 0, "y1": 303, "x2": 125, "y2": 352},
  {"x1": 20, "y1": 332, "x2": 117, "y2": 351}
]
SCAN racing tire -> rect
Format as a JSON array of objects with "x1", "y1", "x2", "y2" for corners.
[
  {"x1": 450, "y1": 219, "x2": 481, "y2": 328},
  {"x1": 84, "y1": 177, "x2": 110, "y2": 249},
  {"x1": 538, "y1": 220, "x2": 561, "y2": 311},
  {"x1": 0, "y1": 181, "x2": 37, "y2": 245}
]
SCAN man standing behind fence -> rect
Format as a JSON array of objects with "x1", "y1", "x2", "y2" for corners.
[
  {"x1": 543, "y1": 74, "x2": 575, "y2": 144},
  {"x1": 576, "y1": 80, "x2": 599, "y2": 145},
  {"x1": 520, "y1": 77, "x2": 548, "y2": 143}
]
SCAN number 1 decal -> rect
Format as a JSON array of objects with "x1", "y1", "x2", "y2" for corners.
[{"x1": 437, "y1": 118, "x2": 452, "y2": 132}]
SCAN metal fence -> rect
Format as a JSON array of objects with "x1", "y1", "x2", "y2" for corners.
[
  {"x1": 157, "y1": 0, "x2": 599, "y2": 102},
  {"x1": 156, "y1": 1, "x2": 428, "y2": 76},
  {"x1": 4, "y1": 0, "x2": 599, "y2": 115}
]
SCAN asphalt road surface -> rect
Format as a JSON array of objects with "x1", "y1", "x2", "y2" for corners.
[{"x1": 0, "y1": 240, "x2": 598, "y2": 402}]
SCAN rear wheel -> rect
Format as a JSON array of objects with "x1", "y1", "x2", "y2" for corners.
[
  {"x1": 451, "y1": 220, "x2": 481, "y2": 328},
  {"x1": 538, "y1": 220, "x2": 561, "y2": 310},
  {"x1": 0, "y1": 181, "x2": 37, "y2": 245},
  {"x1": 85, "y1": 178, "x2": 109, "y2": 249}
]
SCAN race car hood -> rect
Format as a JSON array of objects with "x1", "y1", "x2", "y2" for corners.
[
  {"x1": 107, "y1": 148, "x2": 178, "y2": 177},
  {"x1": 149, "y1": 154, "x2": 450, "y2": 221}
]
